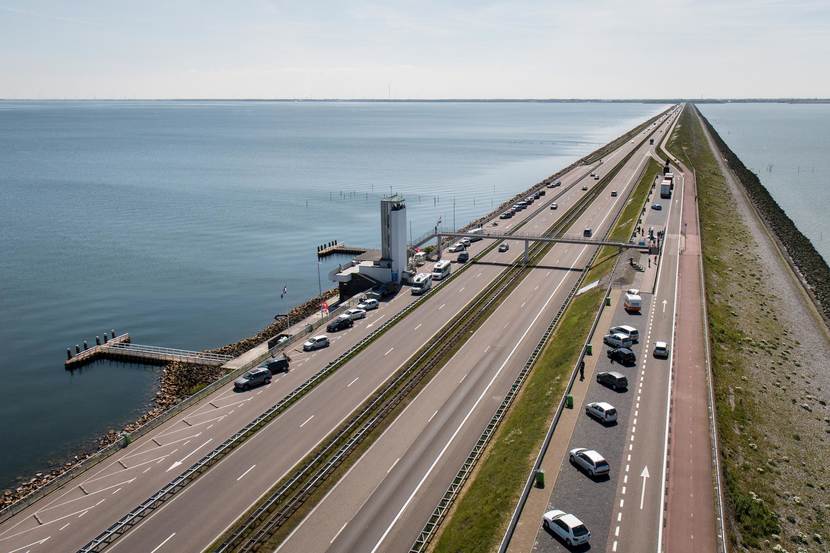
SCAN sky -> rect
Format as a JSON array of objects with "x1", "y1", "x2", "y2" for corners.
[{"x1": 1, "y1": 0, "x2": 828, "y2": 99}]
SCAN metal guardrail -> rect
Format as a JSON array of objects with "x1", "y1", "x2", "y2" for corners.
[
  {"x1": 102, "y1": 343, "x2": 233, "y2": 365},
  {"x1": 410, "y1": 109, "x2": 669, "y2": 553}
]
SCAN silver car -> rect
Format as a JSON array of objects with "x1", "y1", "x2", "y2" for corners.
[
  {"x1": 345, "y1": 308, "x2": 367, "y2": 320},
  {"x1": 586, "y1": 401, "x2": 617, "y2": 424},
  {"x1": 569, "y1": 448, "x2": 610, "y2": 477},
  {"x1": 357, "y1": 298, "x2": 379, "y2": 311},
  {"x1": 302, "y1": 335, "x2": 330, "y2": 351}
]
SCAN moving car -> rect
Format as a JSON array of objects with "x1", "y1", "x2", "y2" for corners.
[
  {"x1": 303, "y1": 335, "x2": 330, "y2": 351},
  {"x1": 654, "y1": 341, "x2": 670, "y2": 359},
  {"x1": 609, "y1": 324, "x2": 639, "y2": 343},
  {"x1": 345, "y1": 308, "x2": 366, "y2": 320},
  {"x1": 652, "y1": 203, "x2": 663, "y2": 211},
  {"x1": 594, "y1": 174, "x2": 600, "y2": 180},
  {"x1": 542, "y1": 510, "x2": 591, "y2": 547},
  {"x1": 582, "y1": 185, "x2": 588, "y2": 191},
  {"x1": 260, "y1": 354, "x2": 290, "y2": 374},
  {"x1": 498, "y1": 243, "x2": 510, "y2": 252},
  {"x1": 569, "y1": 448, "x2": 611, "y2": 477},
  {"x1": 597, "y1": 370, "x2": 628, "y2": 391},
  {"x1": 234, "y1": 367, "x2": 271, "y2": 391},
  {"x1": 585, "y1": 401, "x2": 618, "y2": 424},
  {"x1": 583, "y1": 228, "x2": 593, "y2": 238},
  {"x1": 457, "y1": 251, "x2": 469, "y2": 263},
  {"x1": 550, "y1": 203, "x2": 558, "y2": 210},
  {"x1": 608, "y1": 347, "x2": 636, "y2": 365},
  {"x1": 611, "y1": 190, "x2": 618, "y2": 197},
  {"x1": 447, "y1": 242, "x2": 465, "y2": 253},
  {"x1": 326, "y1": 315, "x2": 353, "y2": 333},
  {"x1": 357, "y1": 298, "x2": 379, "y2": 311}
]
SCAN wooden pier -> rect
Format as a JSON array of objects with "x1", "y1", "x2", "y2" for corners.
[
  {"x1": 316, "y1": 243, "x2": 368, "y2": 258},
  {"x1": 65, "y1": 333, "x2": 233, "y2": 369}
]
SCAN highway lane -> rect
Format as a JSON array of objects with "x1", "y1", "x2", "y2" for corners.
[
  {"x1": 531, "y1": 149, "x2": 684, "y2": 553},
  {"x1": 276, "y1": 113, "x2": 679, "y2": 553},
  {"x1": 0, "y1": 111, "x2": 664, "y2": 553}
]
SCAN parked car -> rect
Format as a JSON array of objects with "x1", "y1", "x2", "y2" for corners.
[
  {"x1": 457, "y1": 251, "x2": 469, "y2": 263},
  {"x1": 460, "y1": 238, "x2": 472, "y2": 246},
  {"x1": 608, "y1": 347, "x2": 636, "y2": 365},
  {"x1": 603, "y1": 333, "x2": 633, "y2": 349},
  {"x1": 538, "y1": 189, "x2": 546, "y2": 196},
  {"x1": 303, "y1": 335, "x2": 330, "y2": 351},
  {"x1": 500, "y1": 212, "x2": 512, "y2": 219},
  {"x1": 447, "y1": 242, "x2": 465, "y2": 253},
  {"x1": 594, "y1": 174, "x2": 600, "y2": 180},
  {"x1": 569, "y1": 448, "x2": 611, "y2": 477},
  {"x1": 609, "y1": 325, "x2": 639, "y2": 343},
  {"x1": 597, "y1": 371, "x2": 628, "y2": 391},
  {"x1": 498, "y1": 243, "x2": 510, "y2": 252},
  {"x1": 654, "y1": 341, "x2": 670, "y2": 359},
  {"x1": 345, "y1": 308, "x2": 367, "y2": 320},
  {"x1": 586, "y1": 401, "x2": 618, "y2": 424},
  {"x1": 260, "y1": 354, "x2": 290, "y2": 374},
  {"x1": 542, "y1": 510, "x2": 591, "y2": 547},
  {"x1": 357, "y1": 298, "x2": 379, "y2": 311},
  {"x1": 326, "y1": 316, "x2": 353, "y2": 333},
  {"x1": 652, "y1": 203, "x2": 663, "y2": 211},
  {"x1": 533, "y1": 191, "x2": 542, "y2": 199},
  {"x1": 550, "y1": 203, "x2": 558, "y2": 210},
  {"x1": 234, "y1": 367, "x2": 271, "y2": 391},
  {"x1": 582, "y1": 185, "x2": 589, "y2": 191}
]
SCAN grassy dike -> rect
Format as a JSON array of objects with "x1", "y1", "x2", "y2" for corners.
[
  {"x1": 430, "y1": 157, "x2": 662, "y2": 553},
  {"x1": 668, "y1": 106, "x2": 829, "y2": 550}
]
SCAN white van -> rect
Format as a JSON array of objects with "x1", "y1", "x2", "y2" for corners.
[
  {"x1": 609, "y1": 325, "x2": 639, "y2": 343},
  {"x1": 603, "y1": 333, "x2": 633, "y2": 349},
  {"x1": 411, "y1": 273, "x2": 433, "y2": 295},
  {"x1": 624, "y1": 292, "x2": 642, "y2": 313},
  {"x1": 432, "y1": 260, "x2": 452, "y2": 280}
]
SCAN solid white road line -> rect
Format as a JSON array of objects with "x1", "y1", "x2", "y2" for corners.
[
  {"x1": 149, "y1": 532, "x2": 176, "y2": 553},
  {"x1": 414, "y1": 323, "x2": 422, "y2": 331},
  {"x1": 300, "y1": 415, "x2": 315, "y2": 428},
  {"x1": 331, "y1": 522, "x2": 348, "y2": 544},
  {"x1": 384, "y1": 348, "x2": 394, "y2": 356},
  {"x1": 387, "y1": 458, "x2": 400, "y2": 474},
  {"x1": 428, "y1": 409, "x2": 439, "y2": 423},
  {"x1": 237, "y1": 465, "x2": 257, "y2": 482},
  {"x1": 347, "y1": 377, "x2": 359, "y2": 388}
]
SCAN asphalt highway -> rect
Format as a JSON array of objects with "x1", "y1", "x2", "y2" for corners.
[
  {"x1": 0, "y1": 110, "x2": 672, "y2": 553},
  {"x1": 276, "y1": 113, "x2": 679, "y2": 553}
]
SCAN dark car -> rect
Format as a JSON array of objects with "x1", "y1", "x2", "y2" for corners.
[
  {"x1": 234, "y1": 367, "x2": 271, "y2": 391},
  {"x1": 326, "y1": 315, "x2": 354, "y2": 332},
  {"x1": 457, "y1": 251, "x2": 469, "y2": 263},
  {"x1": 597, "y1": 371, "x2": 628, "y2": 391},
  {"x1": 607, "y1": 347, "x2": 636, "y2": 366},
  {"x1": 261, "y1": 354, "x2": 290, "y2": 374}
]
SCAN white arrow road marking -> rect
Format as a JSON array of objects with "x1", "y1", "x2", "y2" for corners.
[
  {"x1": 640, "y1": 466, "x2": 650, "y2": 510},
  {"x1": 166, "y1": 439, "x2": 213, "y2": 472},
  {"x1": 7, "y1": 536, "x2": 50, "y2": 553},
  {"x1": 662, "y1": 299, "x2": 667, "y2": 313}
]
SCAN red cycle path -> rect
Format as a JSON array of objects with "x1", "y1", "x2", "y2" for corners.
[{"x1": 663, "y1": 163, "x2": 718, "y2": 552}]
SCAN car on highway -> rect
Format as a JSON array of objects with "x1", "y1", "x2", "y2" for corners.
[
  {"x1": 345, "y1": 308, "x2": 367, "y2": 320},
  {"x1": 447, "y1": 242, "x2": 465, "y2": 253},
  {"x1": 581, "y1": 185, "x2": 588, "y2": 191},
  {"x1": 498, "y1": 243, "x2": 510, "y2": 252},
  {"x1": 234, "y1": 367, "x2": 271, "y2": 391},
  {"x1": 303, "y1": 335, "x2": 330, "y2": 351},
  {"x1": 569, "y1": 448, "x2": 610, "y2": 477},
  {"x1": 583, "y1": 228, "x2": 592, "y2": 237},
  {"x1": 460, "y1": 238, "x2": 472, "y2": 246},
  {"x1": 542, "y1": 510, "x2": 591, "y2": 547},
  {"x1": 499, "y1": 212, "x2": 512, "y2": 219},
  {"x1": 550, "y1": 203, "x2": 558, "y2": 210},
  {"x1": 457, "y1": 251, "x2": 469, "y2": 263},
  {"x1": 609, "y1": 324, "x2": 639, "y2": 343},
  {"x1": 597, "y1": 370, "x2": 628, "y2": 391},
  {"x1": 654, "y1": 341, "x2": 670, "y2": 359},
  {"x1": 326, "y1": 315, "x2": 353, "y2": 333},
  {"x1": 611, "y1": 190, "x2": 618, "y2": 197},
  {"x1": 594, "y1": 174, "x2": 600, "y2": 180},
  {"x1": 260, "y1": 354, "x2": 290, "y2": 374},
  {"x1": 603, "y1": 333, "x2": 633, "y2": 349},
  {"x1": 586, "y1": 401, "x2": 618, "y2": 424},
  {"x1": 357, "y1": 298, "x2": 379, "y2": 311},
  {"x1": 652, "y1": 203, "x2": 663, "y2": 211},
  {"x1": 608, "y1": 347, "x2": 636, "y2": 365}
]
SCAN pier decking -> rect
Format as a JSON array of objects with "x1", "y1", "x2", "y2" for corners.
[
  {"x1": 316, "y1": 243, "x2": 368, "y2": 258},
  {"x1": 65, "y1": 333, "x2": 233, "y2": 369}
]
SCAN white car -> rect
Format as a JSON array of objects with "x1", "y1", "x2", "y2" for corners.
[
  {"x1": 345, "y1": 308, "x2": 366, "y2": 320},
  {"x1": 550, "y1": 203, "x2": 558, "y2": 210},
  {"x1": 603, "y1": 333, "x2": 633, "y2": 349},
  {"x1": 569, "y1": 448, "x2": 610, "y2": 477},
  {"x1": 460, "y1": 238, "x2": 472, "y2": 247},
  {"x1": 302, "y1": 335, "x2": 330, "y2": 351},
  {"x1": 542, "y1": 510, "x2": 591, "y2": 547},
  {"x1": 654, "y1": 341, "x2": 670, "y2": 359},
  {"x1": 585, "y1": 401, "x2": 617, "y2": 424},
  {"x1": 357, "y1": 298, "x2": 379, "y2": 311},
  {"x1": 447, "y1": 242, "x2": 465, "y2": 253},
  {"x1": 581, "y1": 185, "x2": 588, "y2": 191}
]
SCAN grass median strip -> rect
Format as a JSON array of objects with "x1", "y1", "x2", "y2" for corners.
[{"x1": 432, "y1": 286, "x2": 605, "y2": 553}]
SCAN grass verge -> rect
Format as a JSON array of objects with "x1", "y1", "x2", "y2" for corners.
[
  {"x1": 583, "y1": 158, "x2": 662, "y2": 284},
  {"x1": 432, "y1": 287, "x2": 605, "y2": 553}
]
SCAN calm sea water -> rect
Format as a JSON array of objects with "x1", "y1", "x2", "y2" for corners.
[
  {"x1": 0, "y1": 101, "x2": 668, "y2": 489},
  {"x1": 698, "y1": 103, "x2": 830, "y2": 263}
]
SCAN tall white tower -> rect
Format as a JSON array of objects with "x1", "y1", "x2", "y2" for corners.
[{"x1": 380, "y1": 195, "x2": 407, "y2": 282}]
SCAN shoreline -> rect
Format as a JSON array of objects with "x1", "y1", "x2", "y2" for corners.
[{"x1": 0, "y1": 106, "x2": 668, "y2": 512}]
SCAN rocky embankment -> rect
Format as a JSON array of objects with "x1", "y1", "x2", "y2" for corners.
[
  {"x1": 1, "y1": 288, "x2": 339, "y2": 510},
  {"x1": 699, "y1": 112, "x2": 830, "y2": 326}
]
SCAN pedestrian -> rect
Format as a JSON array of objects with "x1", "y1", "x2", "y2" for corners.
[
  {"x1": 648, "y1": 258, "x2": 651, "y2": 268},
  {"x1": 579, "y1": 360, "x2": 585, "y2": 381}
]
